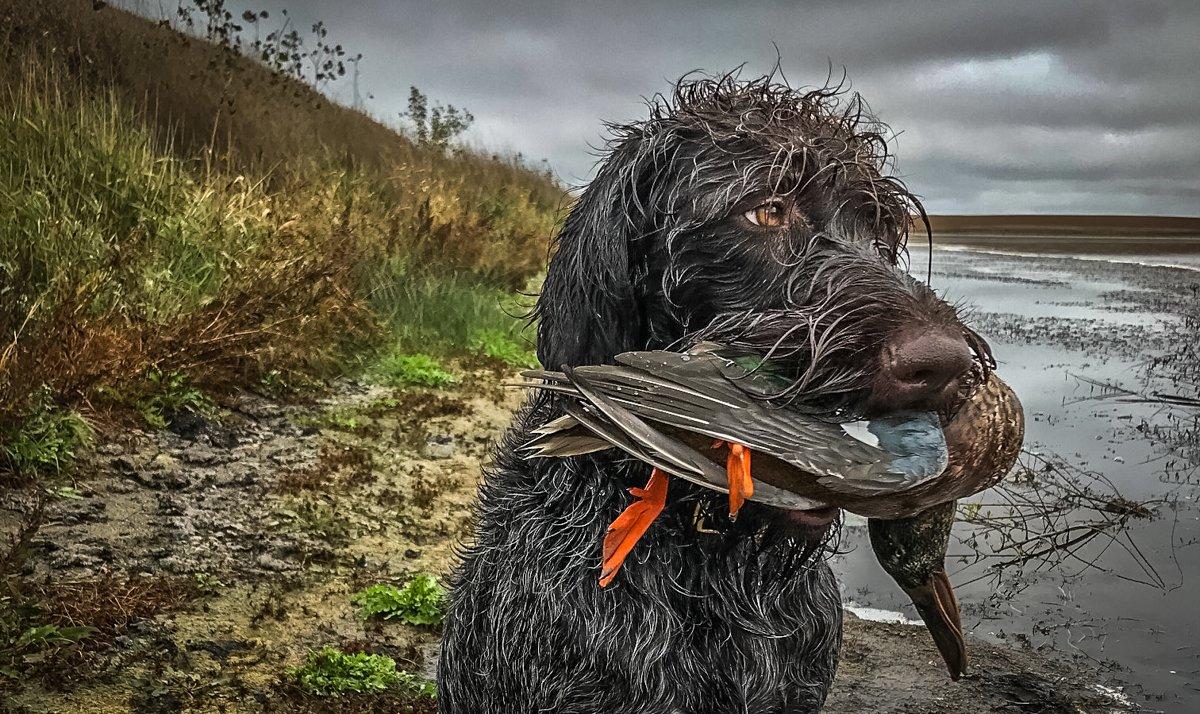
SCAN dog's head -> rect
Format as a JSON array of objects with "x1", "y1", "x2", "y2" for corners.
[
  {"x1": 537, "y1": 72, "x2": 990, "y2": 422},
  {"x1": 535, "y1": 73, "x2": 996, "y2": 555}
]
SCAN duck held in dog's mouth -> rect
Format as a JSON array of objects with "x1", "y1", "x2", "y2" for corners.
[{"x1": 516, "y1": 342, "x2": 1024, "y2": 680}]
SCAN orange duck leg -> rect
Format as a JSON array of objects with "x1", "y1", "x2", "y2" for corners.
[
  {"x1": 599, "y1": 468, "x2": 669, "y2": 587},
  {"x1": 598, "y1": 440, "x2": 755, "y2": 587},
  {"x1": 713, "y1": 440, "x2": 754, "y2": 519}
]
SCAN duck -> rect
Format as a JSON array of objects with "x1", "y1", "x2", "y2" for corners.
[{"x1": 515, "y1": 341, "x2": 1024, "y2": 680}]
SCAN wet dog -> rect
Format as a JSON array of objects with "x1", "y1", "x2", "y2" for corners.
[{"x1": 438, "y1": 72, "x2": 989, "y2": 713}]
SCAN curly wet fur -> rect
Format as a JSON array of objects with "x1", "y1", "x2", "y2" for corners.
[
  {"x1": 439, "y1": 71, "x2": 982, "y2": 713},
  {"x1": 439, "y1": 395, "x2": 843, "y2": 712}
]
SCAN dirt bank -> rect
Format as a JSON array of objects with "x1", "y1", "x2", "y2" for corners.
[{"x1": 1, "y1": 360, "x2": 1131, "y2": 712}]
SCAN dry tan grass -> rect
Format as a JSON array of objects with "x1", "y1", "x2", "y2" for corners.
[
  {"x1": 0, "y1": 0, "x2": 563, "y2": 284},
  {"x1": 0, "y1": 0, "x2": 563, "y2": 467}
]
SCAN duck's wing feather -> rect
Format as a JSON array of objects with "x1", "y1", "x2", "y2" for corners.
[
  {"x1": 521, "y1": 350, "x2": 947, "y2": 497},
  {"x1": 546, "y1": 370, "x2": 826, "y2": 510}
]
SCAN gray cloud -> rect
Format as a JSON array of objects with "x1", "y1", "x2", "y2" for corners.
[{"x1": 166, "y1": 0, "x2": 1200, "y2": 215}]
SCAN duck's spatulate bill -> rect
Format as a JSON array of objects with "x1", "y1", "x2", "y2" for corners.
[{"x1": 904, "y1": 569, "x2": 968, "y2": 681}]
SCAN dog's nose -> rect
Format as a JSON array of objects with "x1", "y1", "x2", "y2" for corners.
[{"x1": 868, "y1": 326, "x2": 973, "y2": 414}]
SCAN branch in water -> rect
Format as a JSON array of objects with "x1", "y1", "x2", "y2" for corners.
[{"x1": 952, "y1": 449, "x2": 1169, "y2": 593}]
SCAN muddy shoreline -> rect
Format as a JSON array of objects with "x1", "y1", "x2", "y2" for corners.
[{"x1": 1, "y1": 347, "x2": 1136, "y2": 712}]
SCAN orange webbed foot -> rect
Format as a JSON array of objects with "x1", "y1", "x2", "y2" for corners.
[
  {"x1": 599, "y1": 468, "x2": 669, "y2": 587},
  {"x1": 712, "y1": 440, "x2": 754, "y2": 519}
]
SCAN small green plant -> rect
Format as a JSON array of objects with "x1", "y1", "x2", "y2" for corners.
[
  {"x1": 470, "y1": 328, "x2": 538, "y2": 368},
  {"x1": 192, "y1": 572, "x2": 226, "y2": 593},
  {"x1": 377, "y1": 353, "x2": 456, "y2": 388},
  {"x1": 398, "y1": 671, "x2": 438, "y2": 699},
  {"x1": 289, "y1": 646, "x2": 435, "y2": 697},
  {"x1": 0, "y1": 599, "x2": 94, "y2": 679},
  {"x1": 319, "y1": 406, "x2": 362, "y2": 432},
  {"x1": 290, "y1": 647, "x2": 398, "y2": 695},
  {"x1": 351, "y1": 574, "x2": 446, "y2": 625},
  {"x1": 1, "y1": 387, "x2": 92, "y2": 479},
  {"x1": 49, "y1": 485, "x2": 84, "y2": 500},
  {"x1": 13, "y1": 624, "x2": 94, "y2": 651},
  {"x1": 138, "y1": 369, "x2": 214, "y2": 429},
  {"x1": 279, "y1": 498, "x2": 353, "y2": 542}
]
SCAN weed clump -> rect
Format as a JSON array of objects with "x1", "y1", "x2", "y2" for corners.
[
  {"x1": 351, "y1": 574, "x2": 446, "y2": 625},
  {"x1": 136, "y1": 369, "x2": 214, "y2": 429},
  {"x1": 377, "y1": 354, "x2": 456, "y2": 389},
  {"x1": 0, "y1": 388, "x2": 91, "y2": 481},
  {"x1": 290, "y1": 646, "x2": 435, "y2": 698}
]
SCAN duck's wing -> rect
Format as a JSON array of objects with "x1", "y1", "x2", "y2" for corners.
[
  {"x1": 523, "y1": 414, "x2": 613, "y2": 457},
  {"x1": 561, "y1": 368, "x2": 826, "y2": 510},
  {"x1": 522, "y1": 350, "x2": 947, "y2": 497}
]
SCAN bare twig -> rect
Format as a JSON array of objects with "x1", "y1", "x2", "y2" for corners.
[{"x1": 953, "y1": 449, "x2": 1168, "y2": 594}]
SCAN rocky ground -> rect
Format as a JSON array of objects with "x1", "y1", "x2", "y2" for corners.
[{"x1": 1, "y1": 357, "x2": 1134, "y2": 713}]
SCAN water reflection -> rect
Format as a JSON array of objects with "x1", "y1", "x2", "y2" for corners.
[{"x1": 834, "y1": 245, "x2": 1200, "y2": 708}]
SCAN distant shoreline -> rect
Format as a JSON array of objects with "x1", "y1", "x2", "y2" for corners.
[
  {"x1": 916, "y1": 215, "x2": 1200, "y2": 256},
  {"x1": 924, "y1": 214, "x2": 1200, "y2": 236},
  {"x1": 928, "y1": 233, "x2": 1200, "y2": 256}
]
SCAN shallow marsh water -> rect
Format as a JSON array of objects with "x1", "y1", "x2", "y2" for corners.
[{"x1": 834, "y1": 244, "x2": 1200, "y2": 710}]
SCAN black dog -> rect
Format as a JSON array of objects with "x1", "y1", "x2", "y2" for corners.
[{"x1": 439, "y1": 72, "x2": 987, "y2": 713}]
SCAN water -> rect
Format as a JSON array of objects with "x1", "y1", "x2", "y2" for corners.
[
  {"x1": 932, "y1": 244, "x2": 1200, "y2": 273},
  {"x1": 833, "y1": 244, "x2": 1200, "y2": 710}
]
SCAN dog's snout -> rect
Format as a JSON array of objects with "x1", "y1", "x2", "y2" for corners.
[
  {"x1": 868, "y1": 327, "x2": 973, "y2": 414},
  {"x1": 888, "y1": 329, "x2": 972, "y2": 389}
]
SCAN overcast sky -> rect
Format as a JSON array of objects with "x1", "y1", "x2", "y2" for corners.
[{"x1": 149, "y1": 1, "x2": 1199, "y2": 215}]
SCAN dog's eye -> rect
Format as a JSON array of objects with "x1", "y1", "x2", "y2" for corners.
[{"x1": 743, "y1": 200, "x2": 787, "y2": 228}]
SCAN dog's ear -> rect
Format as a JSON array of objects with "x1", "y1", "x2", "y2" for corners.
[{"x1": 536, "y1": 140, "x2": 655, "y2": 368}]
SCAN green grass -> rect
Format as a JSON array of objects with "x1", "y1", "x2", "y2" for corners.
[
  {"x1": 470, "y1": 328, "x2": 538, "y2": 368},
  {"x1": 373, "y1": 265, "x2": 538, "y2": 357},
  {"x1": 0, "y1": 73, "x2": 269, "y2": 324},
  {"x1": 0, "y1": 8, "x2": 559, "y2": 483},
  {"x1": 376, "y1": 353, "x2": 457, "y2": 389},
  {"x1": 0, "y1": 388, "x2": 92, "y2": 480},
  {"x1": 351, "y1": 574, "x2": 447, "y2": 625},
  {"x1": 290, "y1": 647, "x2": 435, "y2": 698}
]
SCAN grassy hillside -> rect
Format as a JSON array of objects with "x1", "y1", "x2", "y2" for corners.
[{"x1": 0, "y1": 0, "x2": 564, "y2": 481}]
